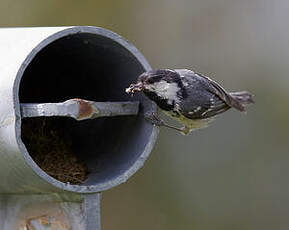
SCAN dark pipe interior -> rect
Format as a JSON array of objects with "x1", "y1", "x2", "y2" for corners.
[{"x1": 19, "y1": 33, "x2": 153, "y2": 186}]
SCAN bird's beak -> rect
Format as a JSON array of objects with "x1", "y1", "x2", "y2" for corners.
[{"x1": 125, "y1": 82, "x2": 144, "y2": 95}]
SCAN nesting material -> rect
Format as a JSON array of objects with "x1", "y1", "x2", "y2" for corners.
[{"x1": 21, "y1": 117, "x2": 89, "y2": 184}]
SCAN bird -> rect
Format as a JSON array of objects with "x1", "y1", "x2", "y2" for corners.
[{"x1": 125, "y1": 69, "x2": 254, "y2": 135}]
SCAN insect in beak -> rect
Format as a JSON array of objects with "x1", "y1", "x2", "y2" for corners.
[{"x1": 125, "y1": 82, "x2": 144, "y2": 96}]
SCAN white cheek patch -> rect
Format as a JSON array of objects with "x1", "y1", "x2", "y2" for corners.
[
  {"x1": 180, "y1": 75, "x2": 189, "y2": 87},
  {"x1": 145, "y1": 80, "x2": 180, "y2": 104}
]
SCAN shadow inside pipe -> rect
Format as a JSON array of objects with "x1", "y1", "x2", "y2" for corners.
[{"x1": 19, "y1": 32, "x2": 153, "y2": 186}]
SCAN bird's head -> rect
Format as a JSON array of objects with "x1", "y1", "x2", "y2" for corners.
[
  {"x1": 126, "y1": 69, "x2": 184, "y2": 111},
  {"x1": 126, "y1": 69, "x2": 182, "y2": 98}
]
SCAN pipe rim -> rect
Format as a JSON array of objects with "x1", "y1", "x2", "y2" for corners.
[{"x1": 13, "y1": 26, "x2": 158, "y2": 193}]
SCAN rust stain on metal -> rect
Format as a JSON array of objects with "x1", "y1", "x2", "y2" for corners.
[
  {"x1": 39, "y1": 216, "x2": 50, "y2": 226},
  {"x1": 22, "y1": 212, "x2": 70, "y2": 230},
  {"x1": 17, "y1": 204, "x2": 72, "y2": 230},
  {"x1": 75, "y1": 98, "x2": 93, "y2": 120},
  {"x1": 25, "y1": 214, "x2": 47, "y2": 230}
]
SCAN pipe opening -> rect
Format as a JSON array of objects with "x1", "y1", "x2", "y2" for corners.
[{"x1": 19, "y1": 32, "x2": 153, "y2": 187}]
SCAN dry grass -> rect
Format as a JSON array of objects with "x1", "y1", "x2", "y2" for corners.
[{"x1": 21, "y1": 117, "x2": 89, "y2": 184}]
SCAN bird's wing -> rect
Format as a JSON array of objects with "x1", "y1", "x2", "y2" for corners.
[
  {"x1": 175, "y1": 69, "x2": 245, "y2": 112},
  {"x1": 195, "y1": 72, "x2": 245, "y2": 111},
  {"x1": 173, "y1": 69, "x2": 232, "y2": 119},
  {"x1": 179, "y1": 90, "x2": 230, "y2": 119}
]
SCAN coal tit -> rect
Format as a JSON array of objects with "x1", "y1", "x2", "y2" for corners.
[{"x1": 126, "y1": 69, "x2": 254, "y2": 135}]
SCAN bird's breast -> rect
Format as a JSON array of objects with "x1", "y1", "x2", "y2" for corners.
[{"x1": 164, "y1": 110, "x2": 212, "y2": 130}]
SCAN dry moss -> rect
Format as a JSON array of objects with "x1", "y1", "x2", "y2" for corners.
[{"x1": 21, "y1": 117, "x2": 89, "y2": 184}]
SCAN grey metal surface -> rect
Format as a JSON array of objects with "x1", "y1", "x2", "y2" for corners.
[
  {"x1": 0, "y1": 26, "x2": 158, "y2": 230},
  {"x1": 84, "y1": 193, "x2": 101, "y2": 230},
  {"x1": 0, "y1": 193, "x2": 101, "y2": 230},
  {"x1": 20, "y1": 99, "x2": 139, "y2": 120},
  {"x1": 0, "y1": 26, "x2": 158, "y2": 195}
]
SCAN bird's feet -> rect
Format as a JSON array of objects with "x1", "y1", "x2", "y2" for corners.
[
  {"x1": 145, "y1": 112, "x2": 188, "y2": 134},
  {"x1": 145, "y1": 112, "x2": 165, "y2": 126},
  {"x1": 180, "y1": 126, "x2": 191, "y2": 135}
]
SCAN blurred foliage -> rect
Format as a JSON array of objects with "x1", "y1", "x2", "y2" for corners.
[{"x1": 1, "y1": 0, "x2": 289, "y2": 229}]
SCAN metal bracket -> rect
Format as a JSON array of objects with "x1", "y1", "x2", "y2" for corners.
[
  {"x1": 0, "y1": 193, "x2": 101, "y2": 230},
  {"x1": 20, "y1": 99, "x2": 139, "y2": 120}
]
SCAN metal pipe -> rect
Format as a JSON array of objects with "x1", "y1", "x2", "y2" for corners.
[
  {"x1": 0, "y1": 26, "x2": 158, "y2": 194},
  {"x1": 0, "y1": 26, "x2": 158, "y2": 230},
  {"x1": 20, "y1": 99, "x2": 140, "y2": 120}
]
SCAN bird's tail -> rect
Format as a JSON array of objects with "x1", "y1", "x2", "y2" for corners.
[{"x1": 229, "y1": 91, "x2": 254, "y2": 112}]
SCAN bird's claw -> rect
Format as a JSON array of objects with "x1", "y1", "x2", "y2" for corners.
[{"x1": 145, "y1": 112, "x2": 164, "y2": 126}]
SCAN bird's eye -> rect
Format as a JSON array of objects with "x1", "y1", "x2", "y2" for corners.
[
  {"x1": 147, "y1": 78, "x2": 155, "y2": 84},
  {"x1": 147, "y1": 76, "x2": 160, "y2": 84}
]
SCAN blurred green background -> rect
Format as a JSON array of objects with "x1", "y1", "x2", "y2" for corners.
[{"x1": 2, "y1": 0, "x2": 289, "y2": 229}]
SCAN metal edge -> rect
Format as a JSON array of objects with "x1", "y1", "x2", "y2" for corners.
[{"x1": 13, "y1": 26, "x2": 159, "y2": 193}]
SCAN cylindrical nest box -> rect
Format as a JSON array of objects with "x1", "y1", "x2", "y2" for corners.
[{"x1": 0, "y1": 26, "x2": 158, "y2": 195}]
